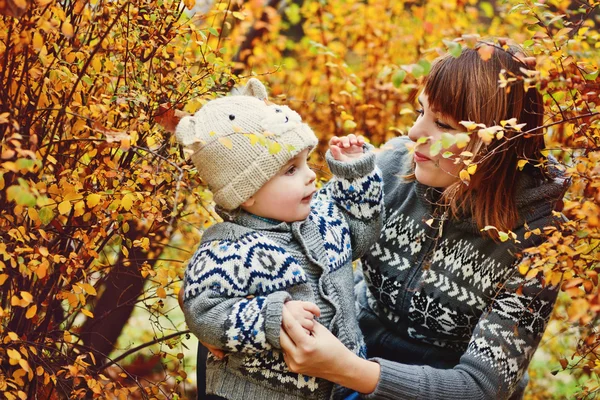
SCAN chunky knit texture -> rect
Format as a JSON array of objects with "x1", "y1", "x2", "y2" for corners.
[
  {"x1": 175, "y1": 78, "x2": 318, "y2": 210},
  {"x1": 356, "y1": 136, "x2": 566, "y2": 400},
  {"x1": 182, "y1": 150, "x2": 383, "y2": 400}
]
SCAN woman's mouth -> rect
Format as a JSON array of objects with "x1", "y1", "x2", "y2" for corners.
[{"x1": 414, "y1": 151, "x2": 431, "y2": 163}]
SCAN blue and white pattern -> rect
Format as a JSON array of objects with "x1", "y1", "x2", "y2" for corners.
[
  {"x1": 308, "y1": 200, "x2": 352, "y2": 273},
  {"x1": 329, "y1": 167, "x2": 383, "y2": 220},
  {"x1": 184, "y1": 232, "x2": 307, "y2": 299},
  {"x1": 226, "y1": 296, "x2": 270, "y2": 352}
]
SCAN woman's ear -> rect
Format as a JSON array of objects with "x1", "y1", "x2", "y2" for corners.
[{"x1": 241, "y1": 197, "x2": 256, "y2": 208}]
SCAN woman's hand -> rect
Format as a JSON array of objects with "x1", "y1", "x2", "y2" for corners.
[
  {"x1": 330, "y1": 134, "x2": 366, "y2": 162},
  {"x1": 279, "y1": 305, "x2": 380, "y2": 394}
]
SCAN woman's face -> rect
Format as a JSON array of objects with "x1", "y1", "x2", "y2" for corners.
[{"x1": 408, "y1": 93, "x2": 463, "y2": 188}]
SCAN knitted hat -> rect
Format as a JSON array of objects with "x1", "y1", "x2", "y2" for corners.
[{"x1": 175, "y1": 78, "x2": 318, "y2": 210}]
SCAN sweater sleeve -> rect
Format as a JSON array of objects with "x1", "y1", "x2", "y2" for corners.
[
  {"x1": 182, "y1": 239, "x2": 295, "y2": 352},
  {"x1": 320, "y1": 147, "x2": 384, "y2": 259},
  {"x1": 363, "y1": 265, "x2": 559, "y2": 400}
]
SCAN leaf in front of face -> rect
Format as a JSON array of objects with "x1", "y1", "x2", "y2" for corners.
[
  {"x1": 455, "y1": 133, "x2": 471, "y2": 148},
  {"x1": 429, "y1": 140, "x2": 442, "y2": 157},
  {"x1": 441, "y1": 132, "x2": 456, "y2": 149}
]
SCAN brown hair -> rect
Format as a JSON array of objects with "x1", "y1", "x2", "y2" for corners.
[{"x1": 420, "y1": 43, "x2": 547, "y2": 238}]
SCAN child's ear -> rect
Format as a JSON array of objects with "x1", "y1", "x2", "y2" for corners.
[{"x1": 241, "y1": 197, "x2": 256, "y2": 208}]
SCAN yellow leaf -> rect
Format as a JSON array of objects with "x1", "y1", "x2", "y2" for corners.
[
  {"x1": 121, "y1": 193, "x2": 134, "y2": 211},
  {"x1": 81, "y1": 309, "x2": 94, "y2": 318},
  {"x1": 459, "y1": 169, "x2": 470, "y2": 184},
  {"x1": 86, "y1": 193, "x2": 101, "y2": 208},
  {"x1": 183, "y1": 0, "x2": 195, "y2": 9},
  {"x1": 0, "y1": 274, "x2": 8, "y2": 285},
  {"x1": 517, "y1": 159, "x2": 528, "y2": 170},
  {"x1": 467, "y1": 164, "x2": 477, "y2": 175},
  {"x1": 82, "y1": 283, "x2": 97, "y2": 296},
  {"x1": 157, "y1": 287, "x2": 167, "y2": 298},
  {"x1": 218, "y1": 137, "x2": 233, "y2": 149},
  {"x1": 8, "y1": 332, "x2": 18, "y2": 341},
  {"x1": 269, "y1": 142, "x2": 282, "y2": 154},
  {"x1": 61, "y1": 21, "x2": 74, "y2": 38},
  {"x1": 7, "y1": 348, "x2": 21, "y2": 362},
  {"x1": 232, "y1": 11, "x2": 245, "y2": 20},
  {"x1": 91, "y1": 57, "x2": 102, "y2": 73},
  {"x1": 25, "y1": 305, "x2": 37, "y2": 319},
  {"x1": 58, "y1": 200, "x2": 72, "y2": 215},
  {"x1": 33, "y1": 32, "x2": 44, "y2": 50},
  {"x1": 20, "y1": 291, "x2": 33, "y2": 304},
  {"x1": 63, "y1": 331, "x2": 72, "y2": 343}
]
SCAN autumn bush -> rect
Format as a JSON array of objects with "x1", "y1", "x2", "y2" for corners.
[{"x1": 0, "y1": 0, "x2": 599, "y2": 398}]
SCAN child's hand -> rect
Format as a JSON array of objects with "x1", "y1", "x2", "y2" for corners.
[
  {"x1": 283, "y1": 300, "x2": 321, "y2": 335},
  {"x1": 330, "y1": 134, "x2": 366, "y2": 162}
]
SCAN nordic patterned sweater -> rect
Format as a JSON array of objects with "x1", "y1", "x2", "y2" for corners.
[
  {"x1": 356, "y1": 137, "x2": 566, "y2": 400},
  {"x1": 182, "y1": 150, "x2": 383, "y2": 400}
]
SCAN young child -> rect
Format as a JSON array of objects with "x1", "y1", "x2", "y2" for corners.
[{"x1": 176, "y1": 78, "x2": 382, "y2": 400}]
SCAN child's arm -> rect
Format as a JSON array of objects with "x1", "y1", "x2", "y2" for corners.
[
  {"x1": 182, "y1": 240, "x2": 320, "y2": 353},
  {"x1": 182, "y1": 238, "x2": 305, "y2": 353},
  {"x1": 318, "y1": 134, "x2": 383, "y2": 259}
]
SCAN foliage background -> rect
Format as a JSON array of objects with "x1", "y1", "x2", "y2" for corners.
[{"x1": 0, "y1": 0, "x2": 598, "y2": 398}]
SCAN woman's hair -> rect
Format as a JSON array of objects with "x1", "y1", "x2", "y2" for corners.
[{"x1": 421, "y1": 42, "x2": 547, "y2": 238}]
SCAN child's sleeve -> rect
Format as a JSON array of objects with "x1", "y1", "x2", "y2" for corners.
[
  {"x1": 319, "y1": 146, "x2": 383, "y2": 259},
  {"x1": 181, "y1": 239, "x2": 297, "y2": 353}
]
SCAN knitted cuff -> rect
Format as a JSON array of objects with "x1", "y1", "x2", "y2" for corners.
[
  {"x1": 325, "y1": 144, "x2": 376, "y2": 180},
  {"x1": 263, "y1": 291, "x2": 292, "y2": 349},
  {"x1": 362, "y1": 358, "x2": 422, "y2": 400}
]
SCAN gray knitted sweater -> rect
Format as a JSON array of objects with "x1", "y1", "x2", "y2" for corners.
[
  {"x1": 182, "y1": 150, "x2": 383, "y2": 400},
  {"x1": 356, "y1": 137, "x2": 567, "y2": 399}
]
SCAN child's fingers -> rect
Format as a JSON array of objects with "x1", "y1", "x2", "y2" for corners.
[
  {"x1": 329, "y1": 136, "x2": 341, "y2": 146},
  {"x1": 330, "y1": 145, "x2": 345, "y2": 161},
  {"x1": 347, "y1": 134, "x2": 357, "y2": 146}
]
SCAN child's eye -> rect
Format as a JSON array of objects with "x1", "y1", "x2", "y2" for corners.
[{"x1": 285, "y1": 166, "x2": 297, "y2": 175}]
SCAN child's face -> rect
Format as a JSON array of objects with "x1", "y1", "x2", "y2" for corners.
[
  {"x1": 408, "y1": 93, "x2": 463, "y2": 188},
  {"x1": 241, "y1": 148, "x2": 317, "y2": 222}
]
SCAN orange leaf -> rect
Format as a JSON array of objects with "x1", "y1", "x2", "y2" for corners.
[
  {"x1": 477, "y1": 44, "x2": 494, "y2": 61},
  {"x1": 0, "y1": 0, "x2": 27, "y2": 18},
  {"x1": 154, "y1": 104, "x2": 189, "y2": 133}
]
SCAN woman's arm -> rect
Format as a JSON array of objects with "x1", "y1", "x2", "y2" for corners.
[
  {"x1": 280, "y1": 306, "x2": 381, "y2": 394},
  {"x1": 282, "y1": 266, "x2": 559, "y2": 399}
]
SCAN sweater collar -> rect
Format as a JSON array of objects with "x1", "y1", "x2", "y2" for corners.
[{"x1": 229, "y1": 209, "x2": 299, "y2": 233}]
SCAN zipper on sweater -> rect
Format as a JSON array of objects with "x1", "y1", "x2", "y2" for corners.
[{"x1": 396, "y1": 208, "x2": 448, "y2": 317}]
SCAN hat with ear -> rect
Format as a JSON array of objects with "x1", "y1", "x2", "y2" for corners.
[{"x1": 175, "y1": 78, "x2": 318, "y2": 210}]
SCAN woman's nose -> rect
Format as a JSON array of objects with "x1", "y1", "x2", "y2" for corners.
[{"x1": 408, "y1": 117, "x2": 427, "y2": 142}]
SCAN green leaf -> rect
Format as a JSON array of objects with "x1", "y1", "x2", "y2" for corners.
[
  {"x1": 39, "y1": 207, "x2": 55, "y2": 225},
  {"x1": 429, "y1": 140, "x2": 442, "y2": 157},
  {"x1": 441, "y1": 132, "x2": 456, "y2": 149},
  {"x1": 392, "y1": 70, "x2": 406, "y2": 88},
  {"x1": 208, "y1": 27, "x2": 219, "y2": 37},
  {"x1": 417, "y1": 59, "x2": 431, "y2": 75},
  {"x1": 480, "y1": 2, "x2": 494, "y2": 18},
  {"x1": 7, "y1": 185, "x2": 36, "y2": 207},
  {"x1": 411, "y1": 64, "x2": 425, "y2": 78}
]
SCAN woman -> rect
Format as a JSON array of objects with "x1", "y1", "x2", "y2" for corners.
[{"x1": 279, "y1": 43, "x2": 567, "y2": 399}]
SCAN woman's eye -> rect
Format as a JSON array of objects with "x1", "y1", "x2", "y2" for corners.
[
  {"x1": 435, "y1": 121, "x2": 453, "y2": 130},
  {"x1": 415, "y1": 109, "x2": 424, "y2": 118}
]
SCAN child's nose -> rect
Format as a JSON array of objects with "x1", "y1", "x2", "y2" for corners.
[{"x1": 306, "y1": 168, "x2": 316, "y2": 185}]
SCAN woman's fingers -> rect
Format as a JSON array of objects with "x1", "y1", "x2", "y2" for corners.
[
  {"x1": 200, "y1": 341, "x2": 226, "y2": 359},
  {"x1": 302, "y1": 301, "x2": 321, "y2": 317},
  {"x1": 282, "y1": 304, "x2": 310, "y2": 345}
]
